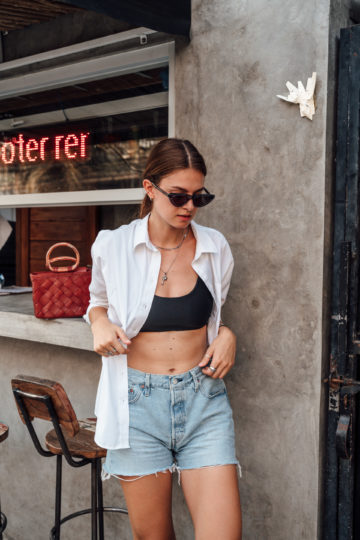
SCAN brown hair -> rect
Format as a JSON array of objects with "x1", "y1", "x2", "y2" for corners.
[{"x1": 139, "y1": 138, "x2": 207, "y2": 218}]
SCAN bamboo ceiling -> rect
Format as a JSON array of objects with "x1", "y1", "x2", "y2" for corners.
[{"x1": 0, "y1": 0, "x2": 83, "y2": 31}]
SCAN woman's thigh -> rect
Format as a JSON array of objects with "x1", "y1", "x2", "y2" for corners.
[
  {"x1": 120, "y1": 471, "x2": 176, "y2": 540},
  {"x1": 180, "y1": 464, "x2": 242, "y2": 540}
]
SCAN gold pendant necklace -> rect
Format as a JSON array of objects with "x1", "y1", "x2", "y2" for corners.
[
  {"x1": 160, "y1": 250, "x2": 180, "y2": 285},
  {"x1": 159, "y1": 227, "x2": 189, "y2": 285}
]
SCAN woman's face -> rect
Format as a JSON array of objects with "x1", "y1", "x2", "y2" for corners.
[{"x1": 144, "y1": 168, "x2": 205, "y2": 229}]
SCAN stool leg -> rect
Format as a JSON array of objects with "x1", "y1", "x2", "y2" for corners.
[
  {"x1": 0, "y1": 496, "x2": 8, "y2": 540},
  {"x1": 91, "y1": 460, "x2": 98, "y2": 540},
  {"x1": 54, "y1": 455, "x2": 62, "y2": 540},
  {"x1": 96, "y1": 459, "x2": 104, "y2": 540}
]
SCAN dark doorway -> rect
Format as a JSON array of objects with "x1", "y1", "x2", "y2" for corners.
[{"x1": 324, "y1": 24, "x2": 360, "y2": 540}]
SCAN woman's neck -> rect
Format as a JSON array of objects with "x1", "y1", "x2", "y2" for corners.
[{"x1": 148, "y1": 213, "x2": 189, "y2": 249}]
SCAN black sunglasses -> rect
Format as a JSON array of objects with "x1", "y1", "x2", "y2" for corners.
[{"x1": 150, "y1": 182, "x2": 215, "y2": 208}]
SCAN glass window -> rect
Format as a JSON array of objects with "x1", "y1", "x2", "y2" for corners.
[{"x1": 0, "y1": 66, "x2": 168, "y2": 198}]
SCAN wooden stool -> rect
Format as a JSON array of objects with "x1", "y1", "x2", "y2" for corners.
[
  {"x1": 0, "y1": 423, "x2": 9, "y2": 540},
  {"x1": 11, "y1": 375, "x2": 128, "y2": 540}
]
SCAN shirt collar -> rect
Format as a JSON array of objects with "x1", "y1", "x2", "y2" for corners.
[
  {"x1": 133, "y1": 213, "x2": 157, "y2": 251},
  {"x1": 133, "y1": 213, "x2": 217, "y2": 256}
]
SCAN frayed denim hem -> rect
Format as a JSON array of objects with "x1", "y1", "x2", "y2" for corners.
[
  {"x1": 102, "y1": 461, "x2": 242, "y2": 486},
  {"x1": 175, "y1": 462, "x2": 242, "y2": 486},
  {"x1": 101, "y1": 462, "x2": 178, "y2": 482}
]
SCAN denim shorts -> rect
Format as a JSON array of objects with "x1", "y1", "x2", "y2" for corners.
[{"x1": 103, "y1": 365, "x2": 241, "y2": 485}]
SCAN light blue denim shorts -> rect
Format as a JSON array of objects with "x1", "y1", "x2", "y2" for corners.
[{"x1": 103, "y1": 365, "x2": 241, "y2": 485}]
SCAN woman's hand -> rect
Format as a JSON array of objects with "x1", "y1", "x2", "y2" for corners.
[
  {"x1": 90, "y1": 310, "x2": 131, "y2": 356},
  {"x1": 198, "y1": 326, "x2": 236, "y2": 378}
]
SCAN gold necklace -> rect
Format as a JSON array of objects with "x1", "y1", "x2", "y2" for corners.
[{"x1": 152, "y1": 225, "x2": 189, "y2": 251}]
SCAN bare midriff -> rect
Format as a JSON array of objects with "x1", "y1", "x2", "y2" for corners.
[{"x1": 127, "y1": 325, "x2": 208, "y2": 374}]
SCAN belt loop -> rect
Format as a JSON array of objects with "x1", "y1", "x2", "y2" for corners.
[
  {"x1": 190, "y1": 369, "x2": 200, "y2": 392},
  {"x1": 144, "y1": 373, "x2": 151, "y2": 396}
]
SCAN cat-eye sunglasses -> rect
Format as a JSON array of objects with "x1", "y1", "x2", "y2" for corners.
[{"x1": 150, "y1": 181, "x2": 215, "y2": 208}]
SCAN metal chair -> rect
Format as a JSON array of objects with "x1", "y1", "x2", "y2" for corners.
[
  {"x1": 11, "y1": 375, "x2": 127, "y2": 540},
  {"x1": 0, "y1": 422, "x2": 8, "y2": 540}
]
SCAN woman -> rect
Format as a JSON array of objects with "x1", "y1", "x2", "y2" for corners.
[{"x1": 85, "y1": 138, "x2": 242, "y2": 540}]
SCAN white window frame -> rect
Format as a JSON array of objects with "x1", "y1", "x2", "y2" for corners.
[{"x1": 0, "y1": 29, "x2": 175, "y2": 208}]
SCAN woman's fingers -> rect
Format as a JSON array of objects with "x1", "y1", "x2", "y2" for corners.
[
  {"x1": 104, "y1": 344, "x2": 122, "y2": 355},
  {"x1": 198, "y1": 348, "x2": 214, "y2": 367},
  {"x1": 200, "y1": 328, "x2": 236, "y2": 377},
  {"x1": 93, "y1": 323, "x2": 131, "y2": 356},
  {"x1": 202, "y1": 364, "x2": 222, "y2": 378},
  {"x1": 202, "y1": 354, "x2": 233, "y2": 378},
  {"x1": 116, "y1": 327, "x2": 131, "y2": 345},
  {"x1": 199, "y1": 347, "x2": 221, "y2": 378},
  {"x1": 95, "y1": 339, "x2": 127, "y2": 356},
  {"x1": 96, "y1": 342, "x2": 126, "y2": 356},
  {"x1": 210, "y1": 363, "x2": 229, "y2": 379},
  {"x1": 201, "y1": 352, "x2": 221, "y2": 377}
]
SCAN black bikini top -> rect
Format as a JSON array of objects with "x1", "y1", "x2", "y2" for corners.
[{"x1": 140, "y1": 275, "x2": 214, "y2": 332}]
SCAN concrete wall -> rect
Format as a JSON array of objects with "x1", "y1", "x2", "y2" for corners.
[
  {"x1": 0, "y1": 0, "x2": 335, "y2": 539},
  {"x1": 175, "y1": 0, "x2": 331, "y2": 538}
]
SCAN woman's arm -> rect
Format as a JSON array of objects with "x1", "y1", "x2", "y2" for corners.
[
  {"x1": 85, "y1": 231, "x2": 131, "y2": 357},
  {"x1": 198, "y1": 235, "x2": 236, "y2": 378}
]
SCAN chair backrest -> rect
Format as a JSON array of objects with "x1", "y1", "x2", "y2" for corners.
[{"x1": 11, "y1": 374, "x2": 79, "y2": 437}]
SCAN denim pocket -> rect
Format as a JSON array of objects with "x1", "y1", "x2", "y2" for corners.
[
  {"x1": 128, "y1": 384, "x2": 141, "y2": 404},
  {"x1": 199, "y1": 376, "x2": 227, "y2": 399}
]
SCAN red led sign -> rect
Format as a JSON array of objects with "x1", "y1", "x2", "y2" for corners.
[{"x1": 0, "y1": 132, "x2": 90, "y2": 165}]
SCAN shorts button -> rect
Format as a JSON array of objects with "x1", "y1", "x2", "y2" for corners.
[{"x1": 173, "y1": 378, "x2": 178, "y2": 384}]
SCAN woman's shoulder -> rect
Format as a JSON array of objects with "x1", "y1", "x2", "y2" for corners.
[
  {"x1": 192, "y1": 221, "x2": 230, "y2": 248},
  {"x1": 92, "y1": 218, "x2": 142, "y2": 251}
]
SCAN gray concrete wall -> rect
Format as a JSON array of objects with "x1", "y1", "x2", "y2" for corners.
[
  {"x1": 0, "y1": 0, "x2": 335, "y2": 539},
  {"x1": 175, "y1": 0, "x2": 331, "y2": 538}
]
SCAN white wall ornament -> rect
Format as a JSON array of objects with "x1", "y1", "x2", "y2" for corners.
[{"x1": 277, "y1": 72, "x2": 316, "y2": 120}]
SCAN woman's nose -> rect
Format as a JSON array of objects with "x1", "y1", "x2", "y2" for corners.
[{"x1": 182, "y1": 198, "x2": 195, "y2": 211}]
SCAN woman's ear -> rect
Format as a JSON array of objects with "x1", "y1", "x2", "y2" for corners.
[{"x1": 143, "y1": 178, "x2": 154, "y2": 199}]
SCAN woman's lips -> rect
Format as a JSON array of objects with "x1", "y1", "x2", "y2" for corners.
[{"x1": 177, "y1": 215, "x2": 191, "y2": 220}]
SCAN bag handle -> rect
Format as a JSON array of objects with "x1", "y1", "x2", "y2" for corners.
[{"x1": 45, "y1": 242, "x2": 80, "y2": 273}]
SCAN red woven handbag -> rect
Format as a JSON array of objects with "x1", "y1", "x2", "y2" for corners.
[{"x1": 30, "y1": 242, "x2": 92, "y2": 319}]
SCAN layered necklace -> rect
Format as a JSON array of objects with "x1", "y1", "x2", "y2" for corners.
[{"x1": 152, "y1": 225, "x2": 190, "y2": 285}]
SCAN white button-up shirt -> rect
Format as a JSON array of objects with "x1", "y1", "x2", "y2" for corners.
[{"x1": 84, "y1": 212, "x2": 234, "y2": 449}]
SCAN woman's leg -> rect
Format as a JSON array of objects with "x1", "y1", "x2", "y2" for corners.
[
  {"x1": 180, "y1": 464, "x2": 242, "y2": 540},
  {"x1": 119, "y1": 470, "x2": 176, "y2": 540}
]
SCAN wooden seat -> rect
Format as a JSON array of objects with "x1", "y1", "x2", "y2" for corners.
[
  {"x1": 46, "y1": 419, "x2": 106, "y2": 459},
  {"x1": 11, "y1": 375, "x2": 127, "y2": 540}
]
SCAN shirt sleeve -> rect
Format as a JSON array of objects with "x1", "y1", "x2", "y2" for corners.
[
  {"x1": 220, "y1": 236, "x2": 234, "y2": 307},
  {"x1": 83, "y1": 230, "x2": 109, "y2": 325}
]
